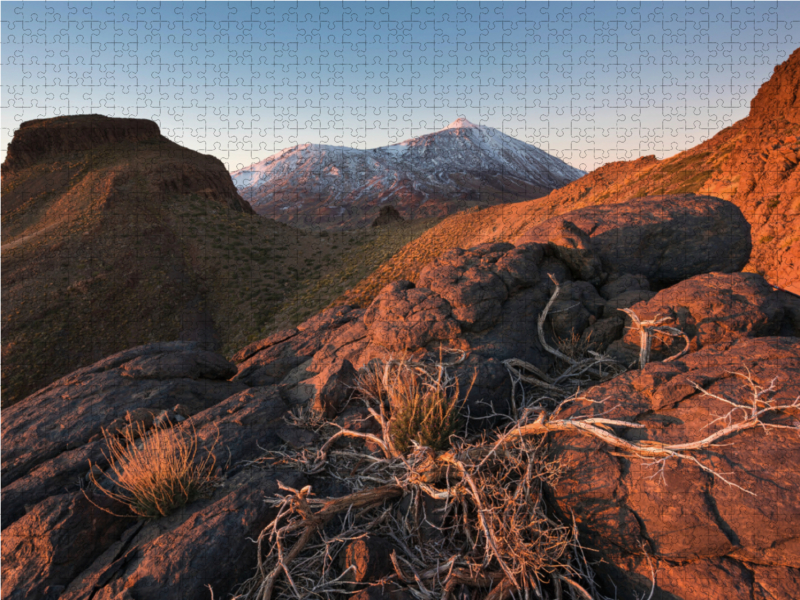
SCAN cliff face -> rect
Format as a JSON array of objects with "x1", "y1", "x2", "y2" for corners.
[
  {"x1": 748, "y1": 46, "x2": 800, "y2": 125},
  {"x1": 0, "y1": 115, "x2": 290, "y2": 406},
  {"x1": 336, "y1": 48, "x2": 800, "y2": 307},
  {"x1": 2, "y1": 115, "x2": 161, "y2": 173}
]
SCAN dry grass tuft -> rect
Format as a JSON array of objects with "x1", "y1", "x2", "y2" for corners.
[
  {"x1": 555, "y1": 329, "x2": 595, "y2": 361},
  {"x1": 89, "y1": 419, "x2": 218, "y2": 518},
  {"x1": 356, "y1": 357, "x2": 468, "y2": 454}
]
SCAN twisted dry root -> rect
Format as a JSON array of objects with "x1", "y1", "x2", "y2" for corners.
[{"x1": 235, "y1": 335, "x2": 798, "y2": 599}]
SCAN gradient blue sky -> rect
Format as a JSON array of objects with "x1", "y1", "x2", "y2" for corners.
[{"x1": 3, "y1": 2, "x2": 799, "y2": 172}]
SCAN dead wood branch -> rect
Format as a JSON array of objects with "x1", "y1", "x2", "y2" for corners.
[
  {"x1": 234, "y1": 358, "x2": 798, "y2": 599},
  {"x1": 246, "y1": 483, "x2": 403, "y2": 600},
  {"x1": 506, "y1": 276, "x2": 626, "y2": 412},
  {"x1": 619, "y1": 308, "x2": 691, "y2": 368}
]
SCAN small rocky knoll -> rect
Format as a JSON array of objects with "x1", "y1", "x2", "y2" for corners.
[
  {"x1": 3, "y1": 196, "x2": 800, "y2": 599},
  {"x1": 371, "y1": 205, "x2": 406, "y2": 227}
]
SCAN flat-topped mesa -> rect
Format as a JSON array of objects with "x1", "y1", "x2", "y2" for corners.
[
  {"x1": 2, "y1": 114, "x2": 253, "y2": 215},
  {"x1": 2, "y1": 114, "x2": 162, "y2": 172}
]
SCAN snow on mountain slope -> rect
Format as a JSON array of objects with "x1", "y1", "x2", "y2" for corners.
[{"x1": 232, "y1": 118, "x2": 586, "y2": 229}]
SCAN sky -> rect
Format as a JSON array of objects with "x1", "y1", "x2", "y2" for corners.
[{"x1": 2, "y1": 1, "x2": 799, "y2": 173}]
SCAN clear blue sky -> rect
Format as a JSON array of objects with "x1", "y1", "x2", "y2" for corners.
[{"x1": 2, "y1": 2, "x2": 799, "y2": 172}]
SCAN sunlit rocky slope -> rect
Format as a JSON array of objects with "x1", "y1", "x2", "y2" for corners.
[{"x1": 337, "y1": 47, "x2": 800, "y2": 307}]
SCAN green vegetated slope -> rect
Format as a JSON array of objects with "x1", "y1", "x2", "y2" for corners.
[{"x1": 1, "y1": 115, "x2": 437, "y2": 406}]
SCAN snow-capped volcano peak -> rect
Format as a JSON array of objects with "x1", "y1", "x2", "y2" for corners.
[
  {"x1": 232, "y1": 120, "x2": 586, "y2": 228},
  {"x1": 444, "y1": 117, "x2": 481, "y2": 130}
]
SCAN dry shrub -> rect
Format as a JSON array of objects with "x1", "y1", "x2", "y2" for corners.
[
  {"x1": 89, "y1": 419, "x2": 218, "y2": 518},
  {"x1": 356, "y1": 356, "x2": 469, "y2": 454},
  {"x1": 555, "y1": 329, "x2": 594, "y2": 361}
]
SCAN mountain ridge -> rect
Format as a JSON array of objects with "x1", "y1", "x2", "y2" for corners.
[
  {"x1": 0, "y1": 115, "x2": 319, "y2": 406},
  {"x1": 232, "y1": 118, "x2": 585, "y2": 228}
]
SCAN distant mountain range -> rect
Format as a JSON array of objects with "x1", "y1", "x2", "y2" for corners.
[{"x1": 231, "y1": 118, "x2": 585, "y2": 228}]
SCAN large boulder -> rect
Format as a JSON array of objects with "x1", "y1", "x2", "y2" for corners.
[
  {"x1": 363, "y1": 280, "x2": 461, "y2": 351},
  {"x1": 547, "y1": 336, "x2": 800, "y2": 599},
  {"x1": 514, "y1": 194, "x2": 752, "y2": 286},
  {"x1": 417, "y1": 245, "x2": 512, "y2": 332},
  {"x1": 611, "y1": 271, "x2": 788, "y2": 361}
]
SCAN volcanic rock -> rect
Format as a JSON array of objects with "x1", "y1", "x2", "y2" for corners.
[
  {"x1": 616, "y1": 271, "x2": 788, "y2": 359},
  {"x1": 5, "y1": 189, "x2": 800, "y2": 599},
  {"x1": 515, "y1": 194, "x2": 752, "y2": 286},
  {"x1": 599, "y1": 272, "x2": 650, "y2": 300},
  {"x1": 363, "y1": 280, "x2": 461, "y2": 351},
  {"x1": 234, "y1": 306, "x2": 363, "y2": 387},
  {"x1": 546, "y1": 336, "x2": 800, "y2": 599},
  {"x1": 308, "y1": 358, "x2": 358, "y2": 418},
  {"x1": 417, "y1": 245, "x2": 511, "y2": 332},
  {"x1": 1, "y1": 492, "x2": 130, "y2": 600},
  {"x1": 371, "y1": 205, "x2": 405, "y2": 227},
  {"x1": 1, "y1": 342, "x2": 243, "y2": 490}
]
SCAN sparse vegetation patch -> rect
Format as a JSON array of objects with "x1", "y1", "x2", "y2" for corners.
[{"x1": 89, "y1": 419, "x2": 218, "y2": 518}]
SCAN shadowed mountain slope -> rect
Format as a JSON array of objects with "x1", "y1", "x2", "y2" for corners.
[
  {"x1": 1, "y1": 115, "x2": 319, "y2": 406},
  {"x1": 336, "y1": 48, "x2": 800, "y2": 306}
]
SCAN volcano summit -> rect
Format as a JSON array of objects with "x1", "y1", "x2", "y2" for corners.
[{"x1": 232, "y1": 118, "x2": 585, "y2": 229}]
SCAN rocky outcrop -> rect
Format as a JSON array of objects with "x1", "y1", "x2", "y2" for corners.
[
  {"x1": 1, "y1": 342, "x2": 306, "y2": 600},
  {"x1": 1, "y1": 342, "x2": 245, "y2": 529},
  {"x1": 3, "y1": 195, "x2": 800, "y2": 599},
  {"x1": 233, "y1": 197, "x2": 786, "y2": 424},
  {"x1": 608, "y1": 272, "x2": 788, "y2": 364},
  {"x1": 514, "y1": 194, "x2": 752, "y2": 286},
  {"x1": 1, "y1": 115, "x2": 160, "y2": 173},
  {"x1": 547, "y1": 336, "x2": 800, "y2": 600},
  {"x1": 371, "y1": 205, "x2": 405, "y2": 227},
  {"x1": 749, "y1": 47, "x2": 800, "y2": 125}
]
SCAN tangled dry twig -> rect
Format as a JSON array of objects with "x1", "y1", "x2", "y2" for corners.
[
  {"x1": 619, "y1": 308, "x2": 691, "y2": 368},
  {"x1": 233, "y1": 280, "x2": 799, "y2": 599},
  {"x1": 504, "y1": 275, "x2": 626, "y2": 413}
]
